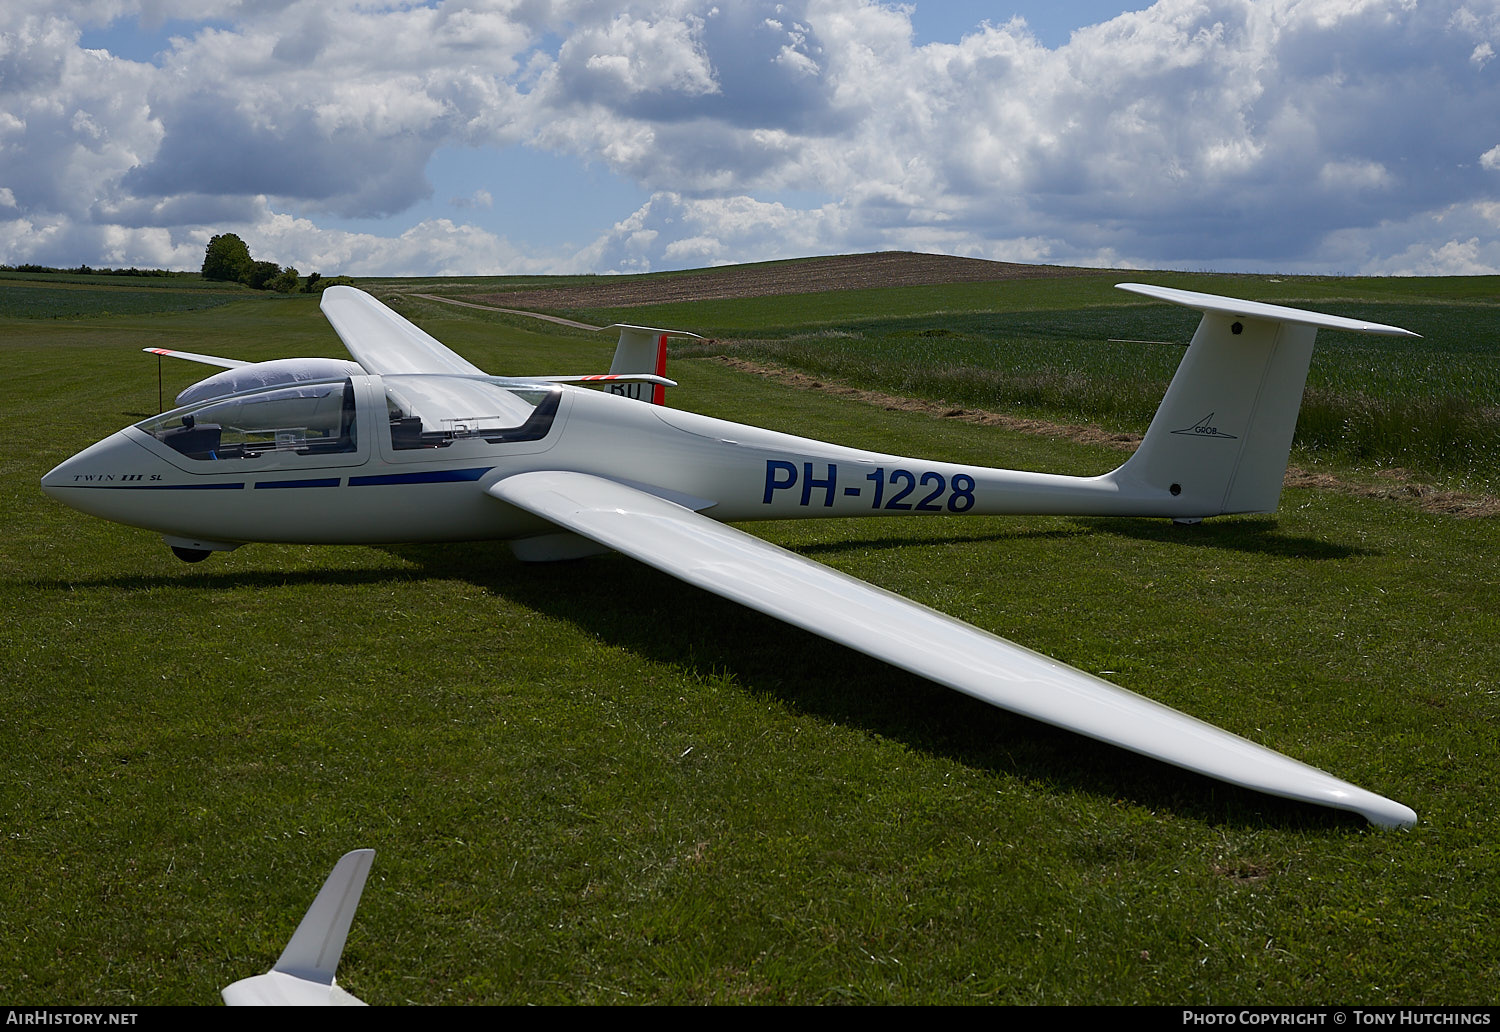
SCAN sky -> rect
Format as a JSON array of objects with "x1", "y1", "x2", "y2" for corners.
[{"x1": 2, "y1": 0, "x2": 1498, "y2": 278}]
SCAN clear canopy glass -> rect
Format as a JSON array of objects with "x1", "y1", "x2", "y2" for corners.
[
  {"x1": 138, "y1": 379, "x2": 356, "y2": 461},
  {"x1": 382, "y1": 377, "x2": 558, "y2": 450},
  {"x1": 135, "y1": 375, "x2": 560, "y2": 461}
]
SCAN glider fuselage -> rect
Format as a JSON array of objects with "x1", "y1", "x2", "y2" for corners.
[{"x1": 42, "y1": 373, "x2": 1185, "y2": 551}]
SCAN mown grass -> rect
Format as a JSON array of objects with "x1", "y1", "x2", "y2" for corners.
[
  {"x1": 0, "y1": 270, "x2": 224, "y2": 289},
  {"x1": 2, "y1": 274, "x2": 1498, "y2": 1005}
]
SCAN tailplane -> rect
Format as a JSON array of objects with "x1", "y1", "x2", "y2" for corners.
[{"x1": 1107, "y1": 284, "x2": 1419, "y2": 518}]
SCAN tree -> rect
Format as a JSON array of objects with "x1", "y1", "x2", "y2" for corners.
[
  {"x1": 243, "y1": 259, "x2": 282, "y2": 291},
  {"x1": 201, "y1": 233, "x2": 252, "y2": 282},
  {"x1": 269, "y1": 266, "x2": 301, "y2": 294},
  {"x1": 303, "y1": 274, "x2": 354, "y2": 294}
]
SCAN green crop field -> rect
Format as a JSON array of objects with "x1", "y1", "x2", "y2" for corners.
[
  {"x1": 1, "y1": 264, "x2": 1497, "y2": 1005},
  {"x1": 0, "y1": 271, "x2": 250, "y2": 320}
]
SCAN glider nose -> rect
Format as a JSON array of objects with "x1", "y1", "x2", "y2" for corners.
[
  {"x1": 40, "y1": 440, "x2": 106, "y2": 502},
  {"x1": 40, "y1": 431, "x2": 165, "y2": 520}
]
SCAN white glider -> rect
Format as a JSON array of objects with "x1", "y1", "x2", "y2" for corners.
[
  {"x1": 43, "y1": 283, "x2": 1420, "y2": 827},
  {"x1": 221, "y1": 849, "x2": 374, "y2": 1006}
]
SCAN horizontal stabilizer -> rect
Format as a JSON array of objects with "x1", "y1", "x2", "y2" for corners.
[
  {"x1": 603, "y1": 324, "x2": 701, "y2": 405},
  {"x1": 1108, "y1": 284, "x2": 1419, "y2": 516},
  {"x1": 1116, "y1": 283, "x2": 1421, "y2": 337},
  {"x1": 602, "y1": 323, "x2": 704, "y2": 351}
]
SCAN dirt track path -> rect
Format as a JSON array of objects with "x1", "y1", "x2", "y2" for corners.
[{"x1": 410, "y1": 293, "x2": 603, "y2": 331}]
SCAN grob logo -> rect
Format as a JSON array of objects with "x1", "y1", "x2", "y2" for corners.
[{"x1": 1171, "y1": 412, "x2": 1238, "y2": 440}]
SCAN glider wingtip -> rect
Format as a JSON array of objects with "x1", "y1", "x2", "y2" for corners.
[
  {"x1": 1366, "y1": 801, "x2": 1418, "y2": 831},
  {"x1": 1338, "y1": 792, "x2": 1416, "y2": 830}
]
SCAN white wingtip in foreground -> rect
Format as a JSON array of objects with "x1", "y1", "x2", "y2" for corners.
[{"x1": 222, "y1": 849, "x2": 374, "y2": 1007}]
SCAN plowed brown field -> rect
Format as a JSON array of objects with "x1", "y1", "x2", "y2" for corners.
[{"x1": 474, "y1": 251, "x2": 1107, "y2": 310}]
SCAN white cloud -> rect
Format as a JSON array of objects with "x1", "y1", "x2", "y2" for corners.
[
  {"x1": 451, "y1": 188, "x2": 494, "y2": 210},
  {"x1": 1319, "y1": 160, "x2": 1393, "y2": 191},
  {"x1": 556, "y1": 10, "x2": 719, "y2": 100},
  {"x1": 251, "y1": 210, "x2": 554, "y2": 277},
  {"x1": 1313, "y1": 200, "x2": 1500, "y2": 275},
  {"x1": 0, "y1": 0, "x2": 1497, "y2": 276},
  {"x1": 1369, "y1": 236, "x2": 1496, "y2": 277}
]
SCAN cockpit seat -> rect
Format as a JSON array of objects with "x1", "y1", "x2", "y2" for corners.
[
  {"x1": 161, "y1": 421, "x2": 223, "y2": 460},
  {"x1": 389, "y1": 416, "x2": 426, "y2": 449}
]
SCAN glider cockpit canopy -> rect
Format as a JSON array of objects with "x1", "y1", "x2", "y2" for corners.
[
  {"x1": 380, "y1": 376, "x2": 559, "y2": 449},
  {"x1": 139, "y1": 377, "x2": 357, "y2": 461},
  {"x1": 138, "y1": 374, "x2": 561, "y2": 461}
]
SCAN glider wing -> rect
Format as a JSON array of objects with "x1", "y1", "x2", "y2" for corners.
[
  {"x1": 536, "y1": 373, "x2": 677, "y2": 388},
  {"x1": 142, "y1": 347, "x2": 251, "y2": 369},
  {"x1": 320, "y1": 286, "x2": 486, "y2": 375},
  {"x1": 489, "y1": 470, "x2": 1416, "y2": 829}
]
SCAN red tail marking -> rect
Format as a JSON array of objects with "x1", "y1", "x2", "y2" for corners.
[{"x1": 652, "y1": 334, "x2": 669, "y2": 405}]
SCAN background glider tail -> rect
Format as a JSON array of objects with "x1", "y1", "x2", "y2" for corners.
[
  {"x1": 603, "y1": 324, "x2": 702, "y2": 405},
  {"x1": 221, "y1": 849, "x2": 374, "y2": 1006},
  {"x1": 1107, "y1": 284, "x2": 1419, "y2": 518}
]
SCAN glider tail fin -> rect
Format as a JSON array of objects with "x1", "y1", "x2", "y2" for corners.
[
  {"x1": 221, "y1": 849, "x2": 375, "y2": 1006},
  {"x1": 272, "y1": 848, "x2": 374, "y2": 986},
  {"x1": 1107, "y1": 284, "x2": 1419, "y2": 518},
  {"x1": 602, "y1": 324, "x2": 702, "y2": 405}
]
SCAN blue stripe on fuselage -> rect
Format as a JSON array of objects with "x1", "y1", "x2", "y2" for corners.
[
  {"x1": 348, "y1": 467, "x2": 493, "y2": 487},
  {"x1": 254, "y1": 478, "x2": 342, "y2": 489}
]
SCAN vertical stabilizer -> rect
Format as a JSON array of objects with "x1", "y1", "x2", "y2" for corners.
[
  {"x1": 1108, "y1": 284, "x2": 1419, "y2": 517},
  {"x1": 221, "y1": 849, "x2": 375, "y2": 1006},
  {"x1": 603, "y1": 324, "x2": 701, "y2": 405},
  {"x1": 273, "y1": 848, "x2": 374, "y2": 985}
]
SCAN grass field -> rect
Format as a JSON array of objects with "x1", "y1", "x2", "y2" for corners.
[{"x1": 2, "y1": 265, "x2": 1497, "y2": 1005}]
